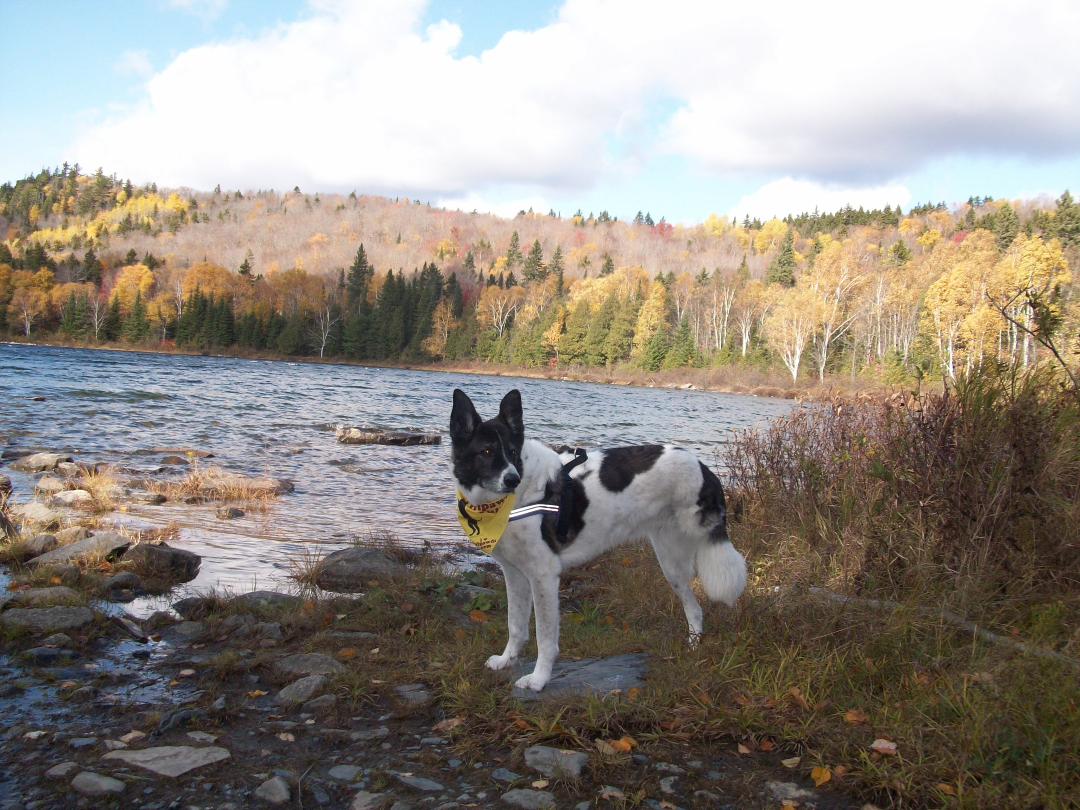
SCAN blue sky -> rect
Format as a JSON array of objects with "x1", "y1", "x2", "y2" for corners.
[{"x1": 3, "y1": 0, "x2": 1080, "y2": 223}]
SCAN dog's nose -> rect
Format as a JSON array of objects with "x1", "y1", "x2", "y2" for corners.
[{"x1": 504, "y1": 472, "x2": 521, "y2": 490}]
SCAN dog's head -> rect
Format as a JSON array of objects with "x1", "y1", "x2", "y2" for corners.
[{"x1": 450, "y1": 389, "x2": 524, "y2": 498}]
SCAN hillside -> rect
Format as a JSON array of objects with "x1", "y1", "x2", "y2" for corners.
[{"x1": 2, "y1": 164, "x2": 1079, "y2": 387}]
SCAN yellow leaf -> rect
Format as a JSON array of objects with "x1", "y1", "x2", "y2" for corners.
[
  {"x1": 789, "y1": 687, "x2": 810, "y2": 710},
  {"x1": 626, "y1": 686, "x2": 641, "y2": 701},
  {"x1": 168, "y1": 680, "x2": 178, "y2": 686},
  {"x1": 811, "y1": 766, "x2": 832, "y2": 787},
  {"x1": 531, "y1": 780, "x2": 549, "y2": 789},
  {"x1": 618, "y1": 736, "x2": 638, "y2": 749},
  {"x1": 620, "y1": 557, "x2": 631, "y2": 566},
  {"x1": 870, "y1": 739, "x2": 898, "y2": 756},
  {"x1": 595, "y1": 740, "x2": 617, "y2": 755},
  {"x1": 50, "y1": 577, "x2": 62, "y2": 585},
  {"x1": 832, "y1": 765, "x2": 848, "y2": 777},
  {"x1": 759, "y1": 740, "x2": 774, "y2": 752},
  {"x1": 469, "y1": 609, "x2": 488, "y2": 623},
  {"x1": 247, "y1": 689, "x2": 267, "y2": 698},
  {"x1": 434, "y1": 718, "x2": 465, "y2": 732},
  {"x1": 737, "y1": 744, "x2": 751, "y2": 755},
  {"x1": 337, "y1": 648, "x2": 357, "y2": 659},
  {"x1": 302, "y1": 600, "x2": 314, "y2": 612},
  {"x1": 781, "y1": 756, "x2": 801, "y2": 769},
  {"x1": 843, "y1": 709, "x2": 866, "y2": 725},
  {"x1": 937, "y1": 783, "x2": 956, "y2": 796}
]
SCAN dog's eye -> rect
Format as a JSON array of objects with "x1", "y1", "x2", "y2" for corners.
[{"x1": 482, "y1": 449, "x2": 492, "y2": 456}]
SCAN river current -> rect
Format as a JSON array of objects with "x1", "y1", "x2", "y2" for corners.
[{"x1": 0, "y1": 343, "x2": 792, "y2": 611}]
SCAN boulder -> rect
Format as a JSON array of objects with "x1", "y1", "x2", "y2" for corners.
[
  {"x1": 336, "y1": 427, "x2": 441, "y2": 446},
  {"x1": 394, "y1": 684, "x2": 432, "y2": 706},
  {"x1": 160, "y1": 455, "x2": 189, "y2": 465},
  {"x1": 349, "y1": 792, "x2": 386, "y2": 810},
  {"x1": 33, "y1": 476, "x2": 66, "y2": 496},
  {"x1": 48, "y1": 564, "x2": 81, "y2": 584},
  {"x1": 275, "y1": 674, "x2": 328, "y2": 706},
  {"x1": 0, "y1": 474, "x2": 10, "y2": 496},
  {"x1": 100, "y1": 571, "x2": 142, "y2": 591},
  {"x1": 50, "y1": 489, "x2": 93, "y2": 507},
  {"x1": 14, "y1": 586, "x2": 83, "y2": 606},
  {"x1": 22, "y1": 646, "x2": 76, "y2": 665},
  {"x1": 136, "y1": 491, "x2": 167, "y2": 504},
  {"x1": 301, "y1": 693, "x2": 337, "y2": 714},
  {"x1": 11, "y1": 502, "x2": 61, "y2": 528},
  {"x1": 121, "y1": 543, "x2": 200, "y2": 582},
  {"x1": 172, "y1": 596, "x2": 220, "y2": 620},
  {"x1": 314, "y1": 547, "x2": 407, "y2": 593},
  {"x1": 216, "y1": 506, "x2": 244, "y2": 519},
  {"x1": 448, "y1": 584, "x2": 498, "y2": 609},
  {"x1": 274, "y1": 653, "x2": 346, "y2": 678},
  {"x1": 22, "y1": 533, "x2": 59, "y2": 558},
  {"x1": 26, "y1": 531, "x2": 130, "y2": 567},
  {"x1": 55, "y1": 525, "x2": 90, "y2": 544},
  {"x1": 2, "y1": 606, "x2": 95, "y2": 632},
  {"x1": 254, "y1": 775, "x2": 291, "y2": 805},
  {"x1": 508, "y1": 653, "x2": 648, "y2": 701},
  {"x1": 10, "y1": 453, "x2": 73, "y2": 473},
  {"x1": 101, "y1": 745, "x2": 230, "y2": 777},
  {"x1": 55, "y1": 462, "x2": 82, "y2": 478},
  {"x1": 524, "y1": 745, "x2": 589, "y2": 779},
  {"x1": 71, "y1": 772, "x2": 125, "y2": 797},
  {"x1": 45, "y1": 762, "x2": 79, "y2": 779},
  {"x1": 160, "y1": 621, "x2": 206, "y2": 643},
  {"x1": 501, "y1": 789, "x2": 556, "y2": 810},
  {"x1": 329, "y1": 764, "x2": 362, "y2": 781},
  {"x1": 198, "y1": 473, "x2": 294, "y2": 496},
  {"x1": 231, "y1": 591, "x2": 301, "y2": 610}
]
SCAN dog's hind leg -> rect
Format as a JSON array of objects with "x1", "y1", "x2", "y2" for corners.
[
  {"x1": 486, "y1": 561, "x2": 532, "y2": 671},
  {"x1": 514, "y1": 569, "x2": 561, "y2": 692},
  {"x1": 649, "y1": 533, "x2": 705, "y2": 643}
]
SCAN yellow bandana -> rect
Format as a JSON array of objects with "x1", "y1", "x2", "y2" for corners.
[{"x1": 456, "y1": 490, "x2": 515, "y2": 553}]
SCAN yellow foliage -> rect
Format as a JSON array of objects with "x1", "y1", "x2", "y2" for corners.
[
  {"x1": 112, "y1": 264, "x2": 156, "y2": 313},
  {"x1": 917, "y1": 229, "x2": 942, "y2": 249},
  {"x1": 753, "y1": 218, "x2": 788, "y2": 253},
  {"x1": 28, "y1": 205, "x2": 41, "y2": 225},
  {"x1": 703, "y1": 213, "x2": 731, "y2": 237},
  {"x1": 898, "y1": 217, "x2": 923, "y2": 235},
  {"x1": 183, "y1": 261, "x2": 234, "y2": 301},
  {"x1": 632, "y1": 281, "x2": 667, "y2": 357}
]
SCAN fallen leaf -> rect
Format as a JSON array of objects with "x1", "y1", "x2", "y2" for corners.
[
  {"x1": 759, "y1": 740, "x2": 774, "y2": 752},
  {"x1": 247, "y1": 690, "x2": 267, "y2": 698},
  {"x1": 843, "y1": 709, "x2": 866, "y2": 725},
  {"x1": 971, "y1": 672, "x2": 994, "y2": 684},
  {"x1": 150, "y1": 634, "x2": 161, "y2": 642},
  {"x1": 811, "y1": 766, "x2": 832, "y2": 787},
  {"x1": 371, "y1": 679, "x2": 384, "y2": 684},
  {"x1": 178, "y1": 669, "x2": 195, "y2": 677},
  {"x1": 400, "y1": 623, "x2": 415, "y2": 635},
  {"x1": 789, "y1": 687, "x2": 811, "y2": 711},
  {"x1": 60, "y1": 681, "x2": 78, "y2": 689},
  {"x1": 400, "y1": 603, "x2": 415, "y2": 614},
  {"x1": 512, "y1": 719, "x2": 530, "y2": 730},
  {"x1": 618, "y1": 736, "x2": 638, "y2": 749},
  {"x1": 50, "y1": 577, "x2": 62, "y2": 585},
  {"x1": 595, "y1": 740, "x2": 617, "y2": 755},
  {"x1": 733, "y1": 694, "x2": 750, "y2": 707},
  {"x1": 469, "y1": 609, "x2": 488, "y2": 623},
  {"x1": 337, "y1": 649, "x2": 357, "y2": 660},
  {"x1": 434, "y1": 718, "x2": 465, "y2": 732},
  {"x1": 937, "y1": 783, "x2": 956, "y2": 796},
  {"x1": 870, "y1": 739, "x2": 898, "y2": 756},
  {"x1": 335, "y1": 614, "x2": 346, "y2": 620},
  {"x1": 367, "y1": 579, "x2": 380, "y2": 587},
  {"x1": 621, "y1": 621, "x2": 630, "y2": 632},
  {"x1": 620, "y1": 557, "x2": 632, "y2": 566},
  {"x1": 168, "y1": 680, "x2": 178, "y2": 686},
  {"x1": 531, "y1": 780, "x2": 549, "y2": 789},
  {"x1": 602, "y1": 615, "x2": 615, "y2": 625},
  {"x1": 626, "y1": 686, "x2": 641, "y2": 701},
  {"x1": 832, "y1": 765, "x2": 848, "y2": 777},
  {"x1": 601, "y1": 788, "x2": 626, "y2": 800},
  {"x1": 277, "y1": 732, "x2": 295, "y2": 742},
  {"x1": 737, "y1": 744, "x2": 752, "y2": 755},
  {"x1": 781, "y1": 756, "x2": 801, "y2": 769},
  {"x1": 369, "y1": 647, "x2": 381, "y2": 655},
  {"x1": 454, "y1": 628, "x2": 466, "y2": 640}
]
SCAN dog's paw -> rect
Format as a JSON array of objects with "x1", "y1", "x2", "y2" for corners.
[
  {"x1": 687, "y1": 631, "x2": 702, "y2": 649},
  {"x1": 514, "y1": 672, "x2": 549, "y2": 692},
  {"x1": 485, "y1": 654, "x2": 514, "y2": 671}
]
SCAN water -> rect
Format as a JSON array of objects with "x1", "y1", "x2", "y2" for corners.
[{"x1": 0, "y1": 343, "x2": 792, "y2": 609}]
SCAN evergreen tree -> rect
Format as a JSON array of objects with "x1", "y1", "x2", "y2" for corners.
[
  {"x1": 124, "y1": 248, "x2": 138, "y2": 265},
  {"x1": 277, "y1": 314, "x2": 306, "y2": 355},
  {"x1": 346, "y1": 244, "x2": 371, "y2": 312},
  {"x1": 600, "y1": 252, "x2": 614, "y2": 277},
  {"x1": 463, "y1": 250, "x2": 476, "y2": 277},
  {"x1": 83, "y1": 247, "x2": 103, "y2": 285},
  {"x1": 603, "y1": 296, "x2": 639, "y2": 364},
  {"x1": 505, "y1": 231, "x2": 522, "y2": 271},
  {"x1": 550, "y1": 246, "x2": 565, "y2": 297},
  {"x1": 663, "y1": 317, "x2": 698, "y2": 368},
  {"x1": 583, "y1": 294, "x2": 618, "y2": 365},
  {"x1": 523, "y1": 239, "x2": 546, "y2": 283},
  {"x1": 640, "y1": 326, "x2": 670, "y2": 371},
  {"x1": 888, "y1": 239, "x2": 912, "y2": 265},
  {"x1": 103, "y1": 294, "x2": 122, "y2": 341},
  {"x1": 1052, "y1": 190, "x2": 1080, "y2": 247},
  {"x1": 995, "y1": 202, "x2": 1019, "y2": 251},
  {"x1": 559, "y1": 300, "x2": 591, "y2": 363},
  {"x1": 806, "y1": 236, "x2": 823, "y2": 269},
  {"x1": 765, "y1": 229, "x2": 796, "y2": 286},
  {"x1": 505, "y1": 271, "x2": 518, "y2": 288},
  {"x1": 123, "y1": 291, "x2": 150, "y2": 343},
  {"x1": 239, "y1": 249, "x2": 255, "y2": 280},
  {"x1": 59, "y1": 291, "x2": 87, "y2": 339},
  {"x1": 445, "y1": 272, "x2": 464, "y2": 318}
]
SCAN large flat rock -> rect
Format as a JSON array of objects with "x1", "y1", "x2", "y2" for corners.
[
  {"x1": 2, "y1": 606, "x2": 95, "y2": 632},
  {"x1": 10, "y1": 452, "x2": 73, "y2": 473},
  {"x1": 507, "y1": 653, "x2": 648, "y2": 700},
  {"x1": 121, "y1": 543, "x2": 200, "y2": 582},
  {"x1": 11, "y1": 502, "x2": 61, "y2": 527},
  {"x1": 275, "y1": 653, "x2": 346, "y2": 678},
  {"x1": 101, "y1": 745, "x2": 230, "y2": 777},
  {"x1": 314, "y1": 547, "x2": 407, "y2": 593},
  {"x1": 26, "y1": 532, "x2": 130, "y2": 567},
  {"x1": 336, "y1": 427, "x2": 441, "y2": 446}
]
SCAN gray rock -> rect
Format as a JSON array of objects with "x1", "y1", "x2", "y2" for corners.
[
  {"x1": 44, "y1": 761, "x2": 79, "y2": 779},
  {"x1": 254, "y1": 775, "x2": 291, "y2": 805},
  {"x1": 394, "y1": 684, "x2": 432, "y2": 705},
  {"x1": 491, "y1": 768, "x2": 522, "y2": 783},
  {"x1": 148, "y1": 446, "x2": 213, "y2": 458},
  {"x1": 26, "y1": 531, "x2": 130, "y2": 567},
  {"x1": 121, "y1": 543, "x2": 200, "y2": 582},
  {"x1": 349, "y1": 726, "x2": 390, "y2": 742},
  {"x1": 314, "y1": 547, "x2": 407, "y2": 593},
  {"x1": 160, "y1": 455, "x2": 189, "y2": 465},
  {"x1": 302, "y1": 694, "x2": 337, "y2": 714},
  {"x1": 11, "y1": 502, "x2": 61, "y2": 527},
  {"x1": 394, "y1": 774, "x2": 444, "y2": 792},
  {"x1": 10, "y1": 452, "x2": 73, "y2": 473},
  {"x1": 71, "y1": 771, "x2": 125, "y2": 797},
  {"x1": 50, "y1": 489, "x2": 93, "y2": 507},
  {"x1": 33, "y1": 476, "x2": 66, "y2": 496},
  {"x1": 524, "y1": 745, "x2": 589, "y2": 779},
  {"x1": 48, "y1": 563, "x2": 81, "y2": 584},
  {"x1": 231, "y1": 590, "x2": 301, "y2": 610},
  {"x1": 275, "y1": 653, "x2": 345, "y2": 678},
  {"x1": 22, "y1": 646, "x2": 76, "y2": 665},
  {"x1": 144, "y1": 610, "x2": 178, "y2": 630},
  {"x1": 171, "y1": 596, "x2": 218, "y2": 620},
  {"x1": 448, "y1": 584, "x2": 498, "y2": 609},
  {"x1": 41, "y1": 632, "x2": 72, "y2": 647},
  {"x1": 22, "y1": 533, "x2": 59, "y2": 557},
  {"x1": 328, "y1": 630, "x2": 379, "y2": 641},
  {"x1": 276, "y1": 674, "x2": 328, "y2": 706},
  {"x1": 136, "y1": 491, "x2": 167, "y2": 504},
  {"x1": 350, "y1": 792, "x2": 386, "y2": 810},
  {"x1": 2, "y1": 606, "x2": 95, "y2": 632},
  {"x1": 161, "y1": 621, "x2": 206, "y2": 643},
  {"x1": 101, "y1": 571, "x2": 142, "y2": 591},
  {"x1": 659, "y1": 776, "x2": 678, "y2": 794},
  {"x1": 55, "y1": 525, "x2": 90, "y2": 544},
  {"x1": 764, "y1": 782, "x2": 818, "y2": 803},
  {"x1": 216, "y1": 506, "x2": 245, "y2": 519},
  {"x1": 257, "y1": 621, "x2": 283, "y2": 640},
  {"x1": 336, "y1": 427, "x2": 441, "y2": 446},
  {"x1": 328, "y1": 764, "x2": 362, "y2": 781},
  {"x1": 654, "y1": 763, "x2": 685, "y2": 774},
  {"x1": 69, "y1": 737, "x2": 98, "y2": 749},
  {"x1": 501, "y1": 789, "x2": 556, "y2": 809},
  {"x1": 0, "y1": 474, "x2": 10, "y2": 496},
  {"x1": 101, "y1": 745, "x2": 231, "y2": 777},
  {"x1": 55, "y1": 461, "x2": 81, "y2": 477},
  {"x1": 14, "y1": 586, "x2": 83, "y2": 606},
  {"x1": 508, "y1": 653, "x2": 648, "y2": 700}
]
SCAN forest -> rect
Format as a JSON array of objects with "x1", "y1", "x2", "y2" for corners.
[{"x1": 2, "y1": 163, "x2": 1079, "y2": 386}]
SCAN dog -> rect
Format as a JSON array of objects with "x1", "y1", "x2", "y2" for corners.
[{"x1": 449, "y1": 388, "x2": 747, "y2": 692}]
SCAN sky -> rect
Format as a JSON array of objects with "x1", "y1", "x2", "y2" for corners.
[{"x1": 3, "y1": 0, "x2": 1080, "y2": 224}]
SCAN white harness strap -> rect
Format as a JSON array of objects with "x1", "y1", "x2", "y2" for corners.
[{"x1": 508, "y1": 503, "x2": 560, "y2": 522}]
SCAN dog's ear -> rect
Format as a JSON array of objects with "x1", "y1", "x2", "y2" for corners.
[
  {"x1": 497, "y1": 389, "x2": 524, "y2": 443},
  {"x1": 450, "y1": 389, "x2": 482, "y2": 444}
]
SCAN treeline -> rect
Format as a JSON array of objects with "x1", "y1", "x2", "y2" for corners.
[{"x1": 3, "y1": 164, "x2": 1080, "y2": 385}]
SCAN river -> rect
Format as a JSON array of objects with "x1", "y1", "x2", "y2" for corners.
[{"x1": 0, "y1": 343, "x2": 792, "y2": 611}]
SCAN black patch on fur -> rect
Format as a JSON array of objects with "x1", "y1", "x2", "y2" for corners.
[
  {"x1": 696, "y1": 461, "x2": 729, "y2": 542},
  {"x1": 540, "y1": 473, "x2": 589, "y2": 553},
  {"x1": 598, "y1": 445, "x2": 664, "y2": 493}
]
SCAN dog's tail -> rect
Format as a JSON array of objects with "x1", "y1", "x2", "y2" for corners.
[{"x1": 696, "y1": 540, "x2": 746, "y2": 607}]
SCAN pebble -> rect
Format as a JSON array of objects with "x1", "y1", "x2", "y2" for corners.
[
  {"x1": 491, "y1": 769, "x2": 521, "y2": 783},
  {"x1": 102, "y1": 740, "x2": 128, "y2": 751},
  {"x1": 275, "y1": 674, "x2": 328, "y2": 706},
  {"x1": 654, "y1": 762, "x2": 685, "y2": 774},
  {"x1": 394, "y1": 774, "x2": 444, "y2": 792},
  {"x1": 301, "y1": 694, "x2": 336, "y2": 714},
  {"x1": 349, "y1": 792, "x2": 385, "y2": 810},
  {"x1": 71, "y1": 772, "x2": 125, "y2": 797},
  {"x1": 328, "y1": 765, "x2": 362, "y2": 781},
  {"x1": 659, "y1": 776, "x2": 678, "y2": 794},
  {"x1": 68, "y1": 737, "x2": 98, "y2": 749},
  {"x1": 524, "y1": 745, "x2": 589, "y2": 779},
  {"x1": 253, "y1": 775, "x2": 291, "y2": 805},
  {"x1": 44, "y1": 762, "x2": 79, "y2": 779},
  {"x1": 501, "y1": 789, "x2": 556, "y2": 809}
]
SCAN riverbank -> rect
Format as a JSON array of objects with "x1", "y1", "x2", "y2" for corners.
[{"x1": 3, "y1": 336, "x2": 916, "y2": 402}]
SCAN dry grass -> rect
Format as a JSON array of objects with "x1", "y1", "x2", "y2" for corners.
[{"x1": 143, "y1": 457, "x2": 279, "y2": 510}]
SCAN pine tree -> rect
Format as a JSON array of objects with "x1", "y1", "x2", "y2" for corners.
[
  {"x1": 640, "y1": 327, "x2": 670, "y2": 371},
  {"x1": 995, "y1": 202, "x2": 1019, "y2": 251},
  {"x1": 346, "y1": 244, "x2": 371, "y2": 312},
  {"x1": 559, "y1": 300, "x2": 591, "y2": 364},
  {"x1": 124, "y1": 248, "x2": 138, "y2": 265},
  {"x1": 583, "y1": 294, "x2": 618, "y2": 365},
  {"x1": 663, "y1": 316, "x2": 698, "y2": 368},
  {"x1": 603, "y1": 296, "x2": 639, "y2": 364},
  {"x1": 59, "y1": 291, "x2": 87, "y2": 339},
  {"x1": 239, "y1": 249, "x2": 255, "y2": 280},
  {"x1": 445, "y1": 272, "x2": 464, "y2": 318},
  {"x1": 123, "y1": 291, "x2": 150, "y2": 343},
  {"x1": 523, "y1": 239, "x2": 546, "y2": 283},
  {"x1": 505, "y1": 231, "x2": 522, "y2": 271},
  {"x1": 1052, "y1": 191, "x2": 1080, "y2": 247},
  {"x1": 505, "y1": 272, "x2": 518, "y2": 288},
  {"x1": 765, "y1": 229, "x2": 796, "y2": 286},
  {"x1": 463, "y1": 250, "x2": 476, "y2": 277},
  {"x1": 600, "y1": 253, "x2": 614, "y2": 277},
  {"x1": 103, "y1": 294, "x2": 122, "y2": 341},
  {"x1": 550, "y1": 246, "x2": 565, "y2": 297},
  {"x1": 83, "y1": 247, "x2": 103, "y2": 285}
]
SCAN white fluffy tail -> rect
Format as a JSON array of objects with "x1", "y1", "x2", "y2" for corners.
[{"x1": 695, "y1": 541, "x2": 747, "y2": 606}]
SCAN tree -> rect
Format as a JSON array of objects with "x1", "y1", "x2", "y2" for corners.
[
  {"x1": 422, "y1": 298, "x2": 456, "y2": 359},
  {"x1": 995, "y1": 202, "x2": 1019, "y2": 252},
  {"x1": 550, "y1": 246, "x2": 565, "y2": 297},
  {"x1": 664, "y1": 316, "x2": 698, "y2": 368},
  {"x1": 82, "y1": 247, "x2": 103, "y2": 285},
  {"x1": 559, "y1": 299, "x2": 591, "y2": 363},
  {"x1": 766, "y1": 287, "x2": 817, "y2": 382},
  {"x1": 804, "y1": 238, "x2": 866, "y2": 381},
  {"x1": 345, "y1": 244, "x2": 371, "y2": 312},
  {"x1": 123, "y1": 291, "x2": 150, "y2": 343},
  {"x1": 505, "y1": 231, "x2": 522, "y2": 272},
  {"x1": 583, "y1": 294, "x2": 618, "y2": 365},
  {"x1": 8, "y1": 287, "x2": 48, "y2": 335},
  {"x1": 523, "y1": 239, "x2": 546, "y2": 283},
  {"x1": 599, "y1": 252, "x2": 614, "y2": 277},
  {"x1": 477, "y1": 284, "x2": 524, "y2": 338},
  {"x1": 765, "y1": 229, "x2": 796, "y2": 286}
]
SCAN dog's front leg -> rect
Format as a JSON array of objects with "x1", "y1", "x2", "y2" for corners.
[
  {"x1": 515, "y1": 571, "x2": 560, "y2": 692},
  {"x1": 486, "y1": 561, "x2": 532, "y2": 671}
]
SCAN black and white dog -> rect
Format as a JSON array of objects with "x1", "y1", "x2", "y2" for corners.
[{"x1": 450, "y1": 388, "x2": 746, "y2": 692}]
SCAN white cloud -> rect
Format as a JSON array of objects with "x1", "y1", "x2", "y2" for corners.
[
  {"x1": 436, "y1": 192, "x2": 549, "y2": 219},
  {"x1": 729, "y1": 178, "x2": 911, "y2": 222},
  {"x1": 72, "y1": 0, "x2": 1080, "y2": 198},
  {"x1": 114, "y1": 50, "x2": 154, "y2": 78}
]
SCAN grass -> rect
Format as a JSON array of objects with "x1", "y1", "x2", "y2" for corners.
[{"x1": 143, "y1": 456, "x2": 280, "y2": 510}]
